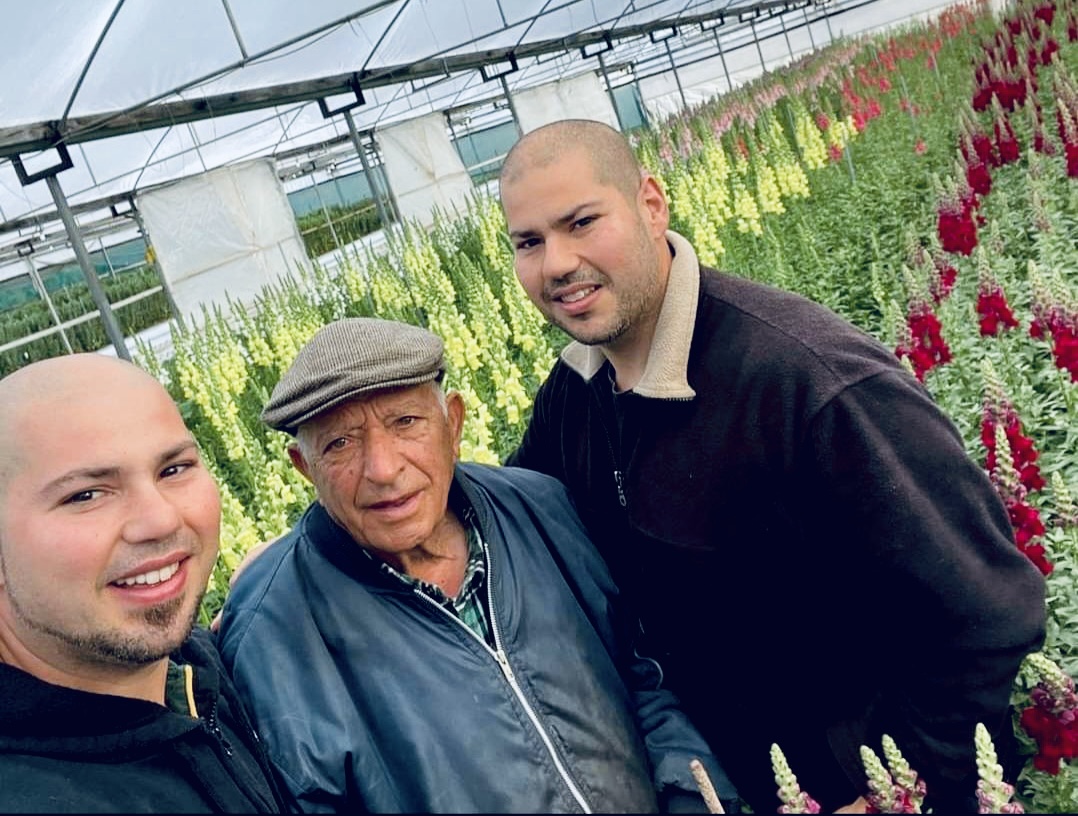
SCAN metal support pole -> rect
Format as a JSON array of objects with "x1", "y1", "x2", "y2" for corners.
[
  {"x1": 824, "y1": 8, "x2": 836, "y2": 44},
  {"x1": 26, "y1": 256, "x2": 73, "y2": 354},
  {"x1": 45, "y1": 174, "x2": 131, "y2": 360},
  {"x1": 311, "y1": 173, "x2": 343, "y2": 252},
  {"x1": 380, "y1": 155, "x2": 403, "y2": 225},
  {"x1": 665, "y1": 40, "x2": 688, "y2": 111},
  {"x1": 780, "y1": 12, "x2": 795, "y2": 60},
  {"x1": 130, "y1": 201, "x2": 184, "y2": 327},
  {"x1": 751, "y1": 19, "x2": 767, "y2": 72},
  {"x1": 715, "y1": 32, "x2": 734, "y2": 92},
  {"x1": 445, "y1": 110, "x2": 459, "y2": 147},
  {"x1": 597, "y1": 52, "x2": 625, "y2": 131},
  {"x1": 500, "y1": 74, "x2": 523, "y2": 137},
  {"x1": 332, "y1": 173, "x2": 346, "y2": 208},
  {"x1": 803, "y1": 7, "x2": 818, "y2": 50},
  {"x1": 344, "y1": 109, "x2": 394, "y2": 231},
  {"x1": 99, "y1": 237, "x2": 115, "y2": 276}
]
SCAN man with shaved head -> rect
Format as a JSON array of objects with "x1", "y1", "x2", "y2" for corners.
[
  {"x1": 502, "y1": 119, "x2": 1046, "y2": 813},
  {"x1": 0, "y1": 355, "x2": 285, "y2": 813}
]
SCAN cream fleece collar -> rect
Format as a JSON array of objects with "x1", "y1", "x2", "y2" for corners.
[{"x1": 559, "y1": 230, "x2": 699, "y2": 399}]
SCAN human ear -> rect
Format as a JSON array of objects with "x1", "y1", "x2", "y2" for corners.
[
  {"x1": 638, "y1": 174, "x2": 670, "y2": 238},
  {"x1": 287, "y1": 443, "x2": 314, "y2": 484},
  {"x1": 445, "y1": 392, "x2": 466, "y2": 459}
]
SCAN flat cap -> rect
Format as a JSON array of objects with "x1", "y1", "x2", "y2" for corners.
[{"x1": 261, "y1": 317, "x2": 444, "y2": 434}]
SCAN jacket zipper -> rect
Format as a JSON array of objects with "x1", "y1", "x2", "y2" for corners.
[
  {"x1": 204, "y1": 702, "x2": 234, "y2": 757},
  {"x1": 592, "y1": 388, "x2": 627, "y2": 508},
  {"x1": 412, "y1": 540, "x2": 593, "y2": 814}
]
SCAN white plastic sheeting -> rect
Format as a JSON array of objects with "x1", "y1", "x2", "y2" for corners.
[
  {"x1": 376, "y1": 113, "x2": 474, "y2": 225},
  {"x1": 0, "y1": 0, "x2": 976, "y2": 294},
  {"x1": 136, "y1": 158, "x2": 306, "y2": 322},
  {"x1": 513, "y1": 71, "x2": 619, "y2": 134},
  {"x1": 0, "y1": 1, "x2": 906, "y2": 228}
]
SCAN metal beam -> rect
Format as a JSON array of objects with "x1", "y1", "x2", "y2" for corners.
[
  {"x1": 45, "y1": 174, "x2": 131, "y2": 360},
  {"x1": 0, "y1": 2, "x2": 810, "y2": 158}
]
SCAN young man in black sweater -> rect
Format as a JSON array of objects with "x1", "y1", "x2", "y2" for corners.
[{"x1": 501, "y1": 118, "x2": 1046, "y2": 813}]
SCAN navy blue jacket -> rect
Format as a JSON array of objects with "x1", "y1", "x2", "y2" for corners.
[{"x1": 218, "y1": 463, "x2": 731, "y2": 813}]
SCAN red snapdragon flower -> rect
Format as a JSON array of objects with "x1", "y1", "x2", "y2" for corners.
[
  {"x1": 897, "y1": 306, "x2": 951, "y2": 381},
  {"x1": 931, "y1": 262, "x2": 957, "y2": 302},
  {"x1": 1020, "y1": 674, "x2": 1078, "y2": 775},
  {"x1": 1053, "y1": 325, "x2": 1078, "y2": 380},
  {"x1": 1066, "y1": 143, "x2": 1078, "y2": 177},
  {"x1": 937, "y1": 204, "x2": 978, "y2": 255},
  {"x1": 995, "y1": 118, "x2": 1021, "y2": 164},
  {"x1": 1033, "y1": 2, "x2": 1055, "y2": 27},
  {"x1": 977, "y1": 288, "x2": 1020, "y2": 335},
  {"x1": 1008, "y1": 499, "x2": 1048, "y2": 547},
  {"x1": 982, "y1": 410, "x2": 1046, "y2": 495},
  {"x1": 962, "y1": 129, "x2": 997, "y2": 166},
  {"x1": 966, "y1": 158, "x2": 993, "y2": 196}
]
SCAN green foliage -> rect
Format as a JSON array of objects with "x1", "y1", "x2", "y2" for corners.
[
  {"x1": 296, "y1": 201, "x2": 385, "y2": 257},
  {"x1": 0, "y1": 266, "x2": 172, "y2": 377}
]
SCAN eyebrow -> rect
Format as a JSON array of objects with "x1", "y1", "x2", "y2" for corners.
[
  {"x1": 37, "y1": 438, "x2": 199, "y2": 499},
  {"x1": 508, "y1": 201, "x2": 601, "y2": 240}
]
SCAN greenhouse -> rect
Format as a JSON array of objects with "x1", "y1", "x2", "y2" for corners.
[{"x1": 1, "y1": 0, "x2": 1077, "y2": 812}]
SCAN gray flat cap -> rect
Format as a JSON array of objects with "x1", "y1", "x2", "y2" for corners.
[{"x1": 261, "y1": 317, "x2": 444, "y2": 434}]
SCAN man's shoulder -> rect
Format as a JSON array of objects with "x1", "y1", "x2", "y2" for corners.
[
  {"x1": 227, "y1": 516, "x2": 311, "y2": 601},
  {"x1": 216, "y1": 518, "x2": 315, "y2": 659},
  {"x1": 696, "y1": 267, "x2": 900, "y2": 384},
  {"x1": 700, "y1": 267, "x2": 860, "y2": 336},
  {"x1": 458, "y1": 461, "x2": 572, "y2": 505}
]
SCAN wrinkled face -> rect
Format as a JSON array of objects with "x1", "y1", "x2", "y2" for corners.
[
  {"x1": 290, "y1": 384, "x2": 464, "y2": 561},
  {"x1": 0, "y1": 383, "x2": 220, "y2": 669},
  {"x1": 502, "y1": 147, "x2": 669, "y2": 348}
]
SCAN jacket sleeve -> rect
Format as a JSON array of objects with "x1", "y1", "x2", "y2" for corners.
[
  {"x1": 532, "y1": 474, "x2": 739, "y2": 809},
  {"x1": 801, "y1": 370, "x2": 1046, "y2": 810},
  {"x1": 625, "y1": 628, "x2": 740, "y2": 809}
]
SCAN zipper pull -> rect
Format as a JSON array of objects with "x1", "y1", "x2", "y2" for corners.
[
  {"x1": 205, "y1": 706, "x2": 234, "y2": 757},
  {"x1": 614, "y1": 470, "x2": 627, "y2": 507},
  {"x1": 494, "y1": 649, "x2": 515, "y2": 683}
]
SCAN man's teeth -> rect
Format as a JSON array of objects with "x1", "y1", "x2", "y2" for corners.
[
  {"x1": 116, "y1": 561, "x2": 180, "y2": 587},
  {"x1": 562, "y1": 287, "x2": 596, "y2": 303}
]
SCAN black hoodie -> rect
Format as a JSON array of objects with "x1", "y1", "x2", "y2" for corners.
[{"x1": 0, "y1": 628, "x2": 287, "y2": 813}]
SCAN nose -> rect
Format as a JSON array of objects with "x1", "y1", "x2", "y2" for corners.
[
  {"x1": 540, "y1": 233, "x2": 580, "y2": 282},
  {"x1": 123, "y1": 482, "x2": 184, "y2": 544},
  {"x1": 362, "y1": 430, "x2": 405, "y2": 485}
]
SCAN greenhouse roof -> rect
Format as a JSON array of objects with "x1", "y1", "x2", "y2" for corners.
[{"x1": 0, "y1": 0, "x2": 903, "y2": 245}]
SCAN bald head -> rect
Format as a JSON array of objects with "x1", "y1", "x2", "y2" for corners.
[
  {"x1": 0, "y1": 355, "x2": 170, "y2": 495},
  {"x1": 499, "y1": 119, "x2": 643, "y2": 203}
]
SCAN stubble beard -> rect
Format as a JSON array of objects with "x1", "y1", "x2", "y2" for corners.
[
  {"x1": 553, "y1": 245, "x2": 662, "y2": 349},
  {"x1": 6, "y1": 580, "x2": 202, "y2": 667}
]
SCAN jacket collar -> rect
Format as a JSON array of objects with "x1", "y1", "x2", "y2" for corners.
[
  {"x1": 0, "y1": 631, "x2": 219, "y2": 748},
  {"x1": 559, "y1": 230, "x2": 699, "y2": 399}
]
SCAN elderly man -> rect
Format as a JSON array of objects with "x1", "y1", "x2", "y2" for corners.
[
  {"x1": 0, "y1": 355, "x2": 285, "y2": 813},
  {"x1": 216, "y1": 317, "x2": 733, "y2": 813}
]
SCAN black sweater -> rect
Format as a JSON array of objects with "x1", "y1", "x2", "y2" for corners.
[
  {"x1": 510, "y1": 265, "x2": 1046, "y2": 812},
  {"x1": 0, "y1": 628, "x2": 286, "y2": 813}
]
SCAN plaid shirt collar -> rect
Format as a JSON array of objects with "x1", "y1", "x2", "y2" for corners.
[{"x1": 359, "y1": 502, "x2": 490, "y2": 642}]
